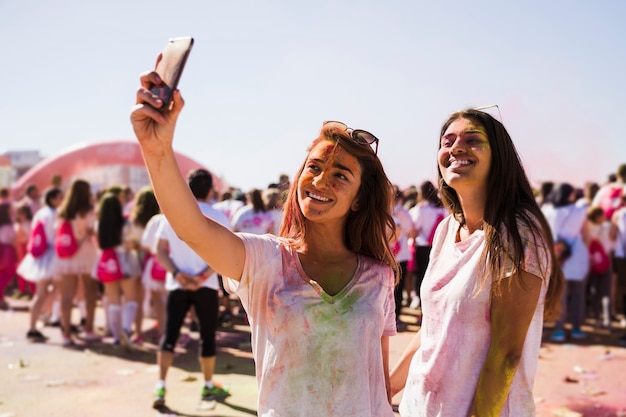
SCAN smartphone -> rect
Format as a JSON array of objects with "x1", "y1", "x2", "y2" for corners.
[{"x1": 151, "y1": 36, "x2": 194, "y2": 111}]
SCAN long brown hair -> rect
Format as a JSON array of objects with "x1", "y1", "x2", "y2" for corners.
[
  {"x1": 57, "y1": 179, "x2": 93, "y2": 221},
  {"x1": 438, "y1": 108, "x2": 563, "y2": 320},
  {"x1": 279, "y1": 126, "x2": 398, "y2": 275}
]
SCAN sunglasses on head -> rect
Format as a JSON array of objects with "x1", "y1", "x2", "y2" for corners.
[
  {"x1": 472, "y1": 104, "x2": 503, "y2": 124},
  {"x1": 322, "y1": 121, "x2": 380, "y2": 155}
]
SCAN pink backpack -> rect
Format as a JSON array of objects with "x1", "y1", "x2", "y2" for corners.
[
  {"x1": 427, "y1": 213, "x2": 445, "y2": 246},
  {"x1": 96, "y1": 248, "x2": 123, "y2": 283},
  {"x1": 589, "y1": 239, "x2": 610, "y2": 274},
  {"x1": 27, "y1": 221, "x2": 48, "y2": 258},
  {"x1": 598, "y1": 185, "x2": 624, "y2": 220},
  {"x1": 54, "y1": 220, "x2": 79, "y2": 258},
  {"x1": 150, "y1": 254, "x2": 167, "y2": 281}
]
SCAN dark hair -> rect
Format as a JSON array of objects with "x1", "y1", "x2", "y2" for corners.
[
  {"x1": 44, "y1": 187, "x2": 63, "y2": 208},
  {"x1": 0, "y1": 202, "x2": 12, "y2": 226},
  {"x1": 438, "y1": 108, "x2": 563, "y2": 320},
  {"x1": 130, "y1": 186, "x2": 160, "y2": 228},
  {"x1": 549, "y1": 183, "x2": 575, "y2": 208},
  {"x1": 187, "y1": 169, "x2": 213, "y2": 200},
  {"x1": 538, "y1": 181, "x2": 554, "y2": 206},
  {"x1": 587, "y1": 206, "x2": 605, "y2": 222},
  {"x1": 97, "y1": 192, "x2": 125, "y2": 249},
  {"x1": 280, "y1": 126, "x2": 398, "y2": 275},
  {"x1": 25, "y1": 184, "x2": 39, "y2": 197},
  {"x1": 419, "y1": 180, "x2": 443, "y2": 207},
  {"x1": 16, "y1": 204, "x2": 33, "y2": 222},
  {"x1": 57, "y1": 179, "x2": 93, "y2": 220},
  {"x1": 249, "y1": 189, "x2": 267, "y2": 213}
]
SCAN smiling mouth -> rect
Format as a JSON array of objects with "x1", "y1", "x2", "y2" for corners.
[
  {"x1": 307, "y1": 192, "x2": 330, "y2": 202},
  {"x1": 449, "y1": 159, "x2": 473, "y2": 168}
]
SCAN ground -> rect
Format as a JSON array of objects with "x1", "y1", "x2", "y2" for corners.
[{"x1": 1, "y1": 299, "x2": 625, "y2": 417}]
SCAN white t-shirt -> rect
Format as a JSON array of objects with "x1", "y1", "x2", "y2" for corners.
[
  {"x1": 158, "y1": 202, "x2": 231, "y2": 291},
  {"x1": 394, "y1": 203, "x2": 414, "y2": 263},
  {"x1": 213, "y1": 199, "x2": 244, "y2": 221},
  {"x1": 226, "y1": 233, "x2": 396, "y2": 417},
  {"x1": 32, "y1": 205, "x2": 57, "y2": 249},
  {"x1": 409, "y1": 203, "x2": 447, "y2": 247},
  {"x1": 615, "y1": 207, "x2": 626, "y2": 258},
  {"x1": 541, "y1": 203, "x2": 589, "y2": 280},
  {"x1": 231, "y1": 205, "x2": 274, "y2": 234},
  {"x1": 400, "y1": 214, "x2": 550, "y2": 417},
  {"x1": 141, "y1": 214, "x2": 166, "y2": 254}
]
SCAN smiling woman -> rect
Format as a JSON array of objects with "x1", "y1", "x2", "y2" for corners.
[
  {"x1": 391, "y1": 108, "x2": 564, "y2": 417},
  {"x1": 131, "y1": 60, "x2": 399, "y2": 415}
]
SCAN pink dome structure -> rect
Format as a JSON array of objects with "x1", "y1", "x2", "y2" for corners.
[{"x1": 11, "y1": 138, "x2": 223, "y2": 199}]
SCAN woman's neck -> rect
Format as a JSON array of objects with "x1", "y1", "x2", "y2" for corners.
[
  {"x1": 300, "y1": 221, "x2": 350, "y2": 257},
  {"x1": 457, "y1": 189, "x2": 486, "y2": 235}
]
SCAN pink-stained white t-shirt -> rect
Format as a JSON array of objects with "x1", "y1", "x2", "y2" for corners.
[
  {"x1": 231, "y1": 205, "x2": 274, "y2": 235},
  {"x1": 226, "y1": 233, "x2": 397, "y2": 417},
  {"x1": 400, "y1": 214, "x2": 551, "y2": 417}
]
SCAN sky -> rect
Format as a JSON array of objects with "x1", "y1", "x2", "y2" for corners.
[{"x1": 1, "y1": 0, "x2": 625, "y2": 193}]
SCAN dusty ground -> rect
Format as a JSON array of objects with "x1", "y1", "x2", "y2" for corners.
[{"x1": 1, "y1": 299, "x2": 625, "y2": 417}]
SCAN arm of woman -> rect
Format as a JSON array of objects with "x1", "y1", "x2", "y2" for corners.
[
  {"x1": 470, "y1": 270, "x2": 542, "y2": 416},
  {"x1": 381, "y1": 335, "x2": 392, "y2": 404},
  {"x1": 130, "y1": 70, "x2": 245, "y2": 280},
  {"x1": 389, "y1": 330, "x2": 421, "y2": 397}
]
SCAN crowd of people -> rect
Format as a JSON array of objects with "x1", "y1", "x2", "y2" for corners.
[
  {"x1": 1, "y1": 158, "x2": 626, "y2": 414},
  {"x1": 1, "y1": 87, "x2": 625, "y2": 415}
]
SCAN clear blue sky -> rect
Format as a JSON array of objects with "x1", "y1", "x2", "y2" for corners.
[{"x1": 1, "y1": 1, "x2": 625, "y2": 192}]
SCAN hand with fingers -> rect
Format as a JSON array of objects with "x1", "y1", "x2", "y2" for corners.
[{"x1": 130, "y1": 68, "x2": 185, "y2": 158}]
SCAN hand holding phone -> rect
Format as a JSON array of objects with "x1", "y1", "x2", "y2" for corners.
[{"x1": 151, "y1": 37, "x2": 194, "y2": 111}]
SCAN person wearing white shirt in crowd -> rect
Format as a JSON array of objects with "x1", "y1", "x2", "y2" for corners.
[
  {"x1": 585, "y1": 206, "x2": 617, "y2": 330},
  {"x1": 19, "y1": 187, "x2": 64, "y2": 342},
  {"x1": 212, "y1": 190, "x2": 244, "y2": 222},
  {"x1": 612, "y1": 195, "x2": 626, "y2": 345},
  {"x1": 262, "y1": 188, "x2": 284, "y2": 236},
  {"x1": 152, "y1": 169, "x2": 232, "y2": 409},
  {"x1": 407, "y1": 181, "x2": 447, "y2": 309},
  {"x1": 542, "y1": 182, "x2": 590, "y2": 342},
  {"x1": 392, "y1": 185, "x2": 415, "y2": 331},
  {"x1": 231, "y1": 189, "x2": 274, "y2": 235}
]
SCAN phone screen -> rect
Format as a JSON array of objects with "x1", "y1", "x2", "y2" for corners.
[{"x1": 151, "y1": 37, "x2": 194, "y2": 111}]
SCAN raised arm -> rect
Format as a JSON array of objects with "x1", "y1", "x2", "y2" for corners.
[{"x1": 130, "y1": 70, "x2": 245, "y2": 280}]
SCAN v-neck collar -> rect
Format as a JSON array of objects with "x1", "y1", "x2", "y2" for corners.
[{"x1": 293, "y1": 248, "x2": 361, "y2": 304}]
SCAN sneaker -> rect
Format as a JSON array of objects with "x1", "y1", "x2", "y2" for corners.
[
  {"x1": 409, "y1": 296, "x2": 420, "y2": 310},
  {"x1": 218, "y1": 313, "x2": 232, "y2": 327},
  {"x1": 61, "y1": 336, "x2": 74, "y2": 347},
  {"x1": 120, "y1": 329, "x2": 133, "y2": 347},
  {"x1": 153, "y1": 386, "x2": 166, "y2": 408},
  {"x1": 396, "y1": 320, "x2": 408, "y2": 332},
  {"x1": 82, "y1": 331, "x2": 101, "y2": 342},
  {"x1": 26, "y1": 329, "x2": 48, "y2": 343},
  {"x1": 571, "y1": 329, "x2": 587, "y2": 339},
  {"x1": 177, "y1": 333, "x2": 191, "y2": 348},
  {"x1": 201, "y1": 383, "x2": 230, "y2": 400},
  {"x1": 550, "y1": 330, "x2": 566, "y2": 342}
]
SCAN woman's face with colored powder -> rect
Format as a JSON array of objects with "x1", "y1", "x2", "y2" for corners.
[{"x1": 297, "y1": 140, "x2": 362, "y2": 223}]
